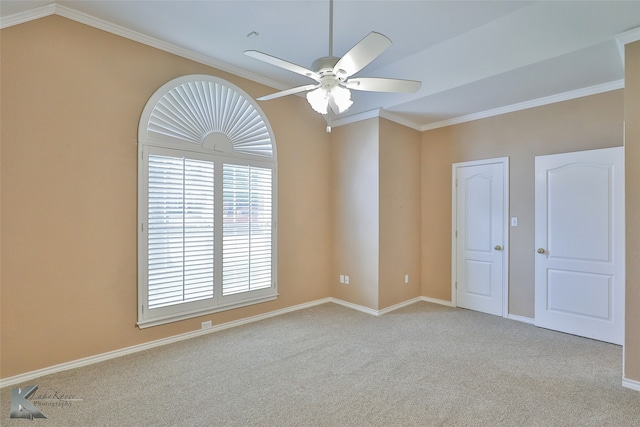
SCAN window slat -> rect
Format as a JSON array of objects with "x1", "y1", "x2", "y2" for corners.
[
  {"x1": 222, "y1": 164, "x2": 272, "y2": 296},
  {"x1": 147, "y1": 155, "x2": 214, "y2": 309}
]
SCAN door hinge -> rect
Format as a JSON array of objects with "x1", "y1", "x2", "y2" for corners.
[
  {"x1": 455, "y1": 230, "x2": 458, "y2": 238},
  {"x1": 455, "y1": 281, "x2": 457, "y2": 289}
]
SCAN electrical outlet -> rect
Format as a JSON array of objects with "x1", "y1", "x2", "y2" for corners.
[
  {"x1": 345, "y1": 275, "x2": 350, "y2": 284},
  {"x1": 404, "y1": 274, "x2": 409, "y2": 284},
  {"x1": 201, "y1": 320, "x2": 212, "y2": 329}
]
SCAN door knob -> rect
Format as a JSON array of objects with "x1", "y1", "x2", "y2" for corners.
[
  {"x1": 494, "y1": 245, "x2": 503, "y2": 251},
  {"x1": 537, "y1": 248, "x2": 546, "y2": 254}
]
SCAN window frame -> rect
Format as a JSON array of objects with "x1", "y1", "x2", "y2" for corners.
[{"x1": 137, "y1": 75, "x2": 277, "y2": 328}]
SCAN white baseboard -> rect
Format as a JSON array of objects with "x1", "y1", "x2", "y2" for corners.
[
  {"x1": 0, "y1": 298, "x2": 332, "y2": 388},
  {"x1": 330, "y1": 296, "x2": 442, "y2": 316},
  {"x1": 507, "y1": 314, "x2": 535, "y2": 325},
  {"x1": 622, "y1": 377, "x2": 640, "y2": 391},
  {"x1": 7, "y1": 295, "x2": 622, "y2": 391},
  {"x1": 328, "y1": 298, "x2": 380, "y2": 316},
  {"x1": 421, "y1": 296, "x2": 455, "y2": 307},
  {"x1": 378, "y1": 297, "x2": 423, "y2": 315},
  {"x1": 1, "y1": 296, "x2": 450, "y2": 387}
]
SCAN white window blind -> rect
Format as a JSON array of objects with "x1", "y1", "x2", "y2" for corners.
[
  {"x1": 147, "y1": 155, "x2": 215, "y2": 309},
  {"x1": 222, "y1": 164, "x2": 272, "y2": 295},
  {"x1": 138, "y1": 75, "x2": 277, "y2": 328}
]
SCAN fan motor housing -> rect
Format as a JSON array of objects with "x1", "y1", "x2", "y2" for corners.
[{"x1": 312, "y1": 56, "x2": 342, "y2": 76}]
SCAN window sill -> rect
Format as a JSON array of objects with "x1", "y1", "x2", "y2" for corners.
[{"x1": 137, "y1": 293, "x2": 279, "y2": 329}]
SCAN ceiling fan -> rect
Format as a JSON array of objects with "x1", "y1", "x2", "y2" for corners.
[{"x1": 244, "y1": 0, "x2": 421, "y2": 123}]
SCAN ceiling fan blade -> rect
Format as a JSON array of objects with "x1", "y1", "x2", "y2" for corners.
[
  {"x1": 244, "y1": 50, "x2": 320, "y2": 82},
  {"x1": 256, "y1": 84, "x2": 319, "y2": 101},
  {"x1": 333, "y1": 32, "x2": 392, "y2": 78},
  {"x1": 345, "y1": 77, "x2": 421, "y2": 93}
]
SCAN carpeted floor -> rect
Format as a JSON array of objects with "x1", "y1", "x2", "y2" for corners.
[{"x1": 1, "y1": 301, "x2": 639, "y2": 426}]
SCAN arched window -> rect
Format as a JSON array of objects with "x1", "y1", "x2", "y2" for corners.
[{"x1": 137, "y1": 75, "x2": 277, "y2": 328}]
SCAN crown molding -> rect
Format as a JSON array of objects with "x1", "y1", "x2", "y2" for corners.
[
  {"x1": 0, "y1": 3, "x2": 56, "y2": 28},
  {"x1": 329, "y1": 78, "x2": 623, "y2": 132},
  {"x1": 331, "y1": 109, "x2": 422, "y2": 131},
  {"x1": 331, "y1": 109, "x2": 380, "y2": 128},
  {"x1": 3, "y1": 4, "x2": 630, "y2": 134},
  {"x1": 421, "y1": 79, "x2": 624, "y2": 131},
  {"x1": 0, "y1": 3, "x2": 288, "y2": 94},
  {"x1": 615, "y1": 26, "x2": 640, "y2": 65},
  {"x1": 617, "y1": 26, "x2": 640, "y2": 46},
  {"x1": 2, "y1": 3, "x2": 419, "y2": 133},
  {"x1": 379, "y1": 110, "x2": 423, "y2": 131}
]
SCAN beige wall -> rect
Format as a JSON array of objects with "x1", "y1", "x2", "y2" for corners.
[
  {"x1": 2, "y1": 13, "x2": 637, "y2": 383},
  {"x1": 379, "y1": 119, "x2": 421, "y2": 309},
  {"x1": 330, "y1": 118, "x2": 421, "y2": 311},
  {"x1": 330, "y1": 119, "x2": 380, "y2": 309},
  {"x1": 0, "y1": 16, "x2": 332, "y2": 378},
  {"x1": 624, "y1": 40, "x2": 640, "y2": 383},
  {"x1": 421, "y1": 90, "x2": 624, "y2": 317}
]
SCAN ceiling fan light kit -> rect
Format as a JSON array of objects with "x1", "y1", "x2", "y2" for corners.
[
  {"x1": 244, "y1": 0, "x2": 421, "y2": 129},
  {"x1": 306, "y1": 85, "x2": 353, "y2": 115}
]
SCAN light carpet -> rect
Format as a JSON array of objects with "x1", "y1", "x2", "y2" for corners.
[{"x1": 1, "y1": 302, "x2": 638, "y2": 426}]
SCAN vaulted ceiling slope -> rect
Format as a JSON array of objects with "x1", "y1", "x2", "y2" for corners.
[{"x1": 2, "y1": 1, "x2": 640, "y2": 130}]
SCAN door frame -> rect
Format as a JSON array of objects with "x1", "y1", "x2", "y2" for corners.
[{"x1": 451, "y1": 157, "x2": 510, "y2": 317}]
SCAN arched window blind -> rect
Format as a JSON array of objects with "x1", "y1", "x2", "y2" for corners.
[{"x1": 137, "y1": 75, "x2": 277, "y2": 328}]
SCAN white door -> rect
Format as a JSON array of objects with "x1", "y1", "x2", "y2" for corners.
[
  {"x1": 535, "y1": 147, "x2": 624, "y2": 345},
  {"x1": 453, "y1": 158, "x2": 508, "y2": 317}
]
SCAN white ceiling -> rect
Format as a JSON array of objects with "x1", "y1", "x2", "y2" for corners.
[{"x1": 2, "y1": 1, "x2": 640, "y2": 129}]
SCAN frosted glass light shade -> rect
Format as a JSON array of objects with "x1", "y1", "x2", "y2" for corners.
[
  {"x1": 306, "y1": 86, "x2": 353, "y2": 115},
  {"x1": 306, "y1": 87, "x2": 329, "y2": 114},
  {"x1": 331, "y1": 86, "x2": 353, "y2": 113}
]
